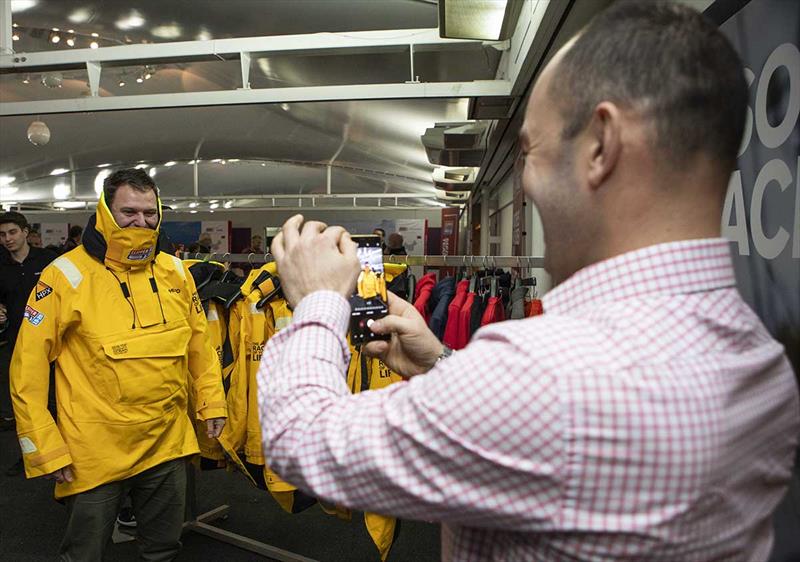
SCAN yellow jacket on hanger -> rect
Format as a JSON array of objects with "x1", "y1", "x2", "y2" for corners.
[{"x1": 10, "y1": 193, "x2": 227, "y2": 499}]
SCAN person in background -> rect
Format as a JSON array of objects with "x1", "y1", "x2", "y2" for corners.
[
  {"x1": 10, "y1": 168, "x2": 227, "y2": 561},
  {"x1": 197, "y1": 232, "x2": 213, "y2": 253},
  {"x1": 256, "y1": 3, "x2": 799, "y2": 560},
  {"x1": 0, "y1": 212, "x2": 59, "y2": 474},
  {"x1": 385, "y1": 233, "x2": 407, "y2": 256},
  {"x1": 61, "y1": 225, "x2": 83, "y2": 253},
  {"x1": 27, "y1": 229, "x2": 42, "y2": 248},
  {"x1": 372, "y1": 228, "x2": 387, "y2": 254},
  {"x1": 241, "y1": 234, "x2": 264, "y2": 255}
]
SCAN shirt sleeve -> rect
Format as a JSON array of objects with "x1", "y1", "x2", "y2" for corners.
[
  {"x1": 183, "y1": 263, "x2": 227, "y2": 420},
  {"x1": 258, "y1": 290, "x2": 565, "y2": 531},
  {"x1": 10, "y1": 265, "x2": 75, "y2": 477}
]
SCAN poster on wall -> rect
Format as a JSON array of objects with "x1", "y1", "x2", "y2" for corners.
[
  {"x1": 394, "y1": 219, "x2": 426, "y2": 255},
  {"x1": 39, "y1": 223, "x2": 68, "y2": 248},
  {"x1": 712, "y1": 1, "x2": 799, "y2": 560},
  {"x1": 200, "y1": 221, "x2": 231, "y2": 253},
  {"x1": 161, "y1": 222, "x2": 202, "y2": 248}
]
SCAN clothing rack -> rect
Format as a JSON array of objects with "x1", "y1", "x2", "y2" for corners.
[
  {"x1": 166, "y1": 252, "x2": 543, "y2": 560},
  {"x1": 181, "y1": 252, "x2": 545, "y2": 269}
]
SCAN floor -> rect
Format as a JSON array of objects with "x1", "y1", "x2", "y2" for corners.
[{"x1": 0, "y1": 428, "x2": 441, "y2": 562}]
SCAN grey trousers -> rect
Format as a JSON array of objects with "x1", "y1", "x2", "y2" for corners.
[{"x1": 60, "y1": 458, "x2": 187, "y2": 562}]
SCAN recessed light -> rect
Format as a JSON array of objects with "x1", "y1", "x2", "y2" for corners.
[
  {"x1": 90, "y1": 41, "x2": 99, "y2": 49},
  {"x1": 164, "y1": 161, "x2": 176, "y2": 167},
  {"x1": 50, "y1": 168, "x2": 68, "y2": 176}
]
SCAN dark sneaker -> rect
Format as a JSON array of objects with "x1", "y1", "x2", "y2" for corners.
[
  {"x1": 5, "y1": 458, "x2": 23, "y2": 477},
  {"x1": 116, "y1": 507, "x2": 137, "y2": 528}
]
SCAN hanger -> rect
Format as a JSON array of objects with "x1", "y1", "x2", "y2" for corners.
[{"x1": 490, "y1": 256, "x2": 499, "y2": 298}]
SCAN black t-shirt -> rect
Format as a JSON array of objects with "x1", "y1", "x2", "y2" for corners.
[{"x1": 0, "y1": 246, "x2": 59, "y2": 346}]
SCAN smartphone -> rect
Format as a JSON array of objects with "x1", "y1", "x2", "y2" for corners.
[{"x1": 349, "y1": 235, "x2": 390, "y2": 345}]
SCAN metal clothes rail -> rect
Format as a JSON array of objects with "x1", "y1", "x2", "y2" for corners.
[{"x1": 182, "y1": 252, "x2": 546, "y2": 269}]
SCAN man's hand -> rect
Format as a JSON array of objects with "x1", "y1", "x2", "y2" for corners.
[
  {"x1": 271, "y1": 215, "x2": 361, "y2": 308},
  {"x1": 45, "y1": 465, "x2": 75, "y2": 484},
  {"x1": 363, "y1": 291, "x2": 444, "y2": 378},
  {"x1": 206, "y1": 418, "x2": 225, "y2": 439}
]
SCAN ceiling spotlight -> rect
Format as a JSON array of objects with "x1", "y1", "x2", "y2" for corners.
[
  {"x1": 134, "y1": 163, "x2": 148, "y2": 170},
  {"x1": 91, "y1": 32, "x2": 99, "y2": 37},
  {"x1": 97, "y1": 163, "x2": 111, "y2": 168},
  {"x1": 136, "y1": 76, "x2": 143, "y2": 83},
  {"x1": 67, "y1": 29, "x2": 74, "y2": 33},
  {"x1": 223, "y1": 201, "x2": 233, "y2": 209},
  {"x1": 10, "y1": 0, "x2": 37, "y2": 12},
  {"x1": 50, "y1": 32, "x2": 61, "y2": 43},
  {"x1": 280, "y1": 103, "x2": 290, "y2": 111},
  {"x1": 22, "y1": 75, "x2": 30, "y2": 84},
  {"x1": 94, "y1": 169, "x2": 111, "y2": 195},
  {"x1": 90, "y1": 41, "x2": 99, "y2": 49},
  {"x1": 12, "y1": 23, "x2": 18, "y2": 27},
  {"x1": 228, "y1": 159, "x2": 240, "y2": 162},
  {"x1": 12, "y1": 32, "x2": 19, "y2": 41},
  {"x1": 189, "y1": 210, "x2": 198, "y2": 214},
  {"x1": 50, "y1": 168, "x2": 68, "y2": 176},
  {"x1": 118, "y1": 80, "x2": 126, "y2": 87},
  {"x1": 188, "y1": 202, "x2": 198, "y2": 208},
  {"x1": 66, "y1": 37, "x2": 75, "y2": 47},
  {"x1": 52, "y1": 27, "x2": 59, "y2": 31},
  {"x1": 27, "y1": 120, "x2": 51, "y2": 146},
  {"x1": 53, "y1": 183, "x2": 70, "y2": 199},
  {"x1": 164, "y1": 161, "x2": 176, "y2": 167},
  {"x1": 0, "y1": 176, "x2": 15, "y2": 186},
  {"x1": 210, "y1": 203, "x2": 219, "y2": 210},
  {"x1": 209, "y1": 200, "x2": 219, "y2": 204},
  {"x1": 149, "y1": 167, "x2": 157, "y2": 177},
  {"x1": 144, "y1": 72, "x2": 152, "y2": 80}
]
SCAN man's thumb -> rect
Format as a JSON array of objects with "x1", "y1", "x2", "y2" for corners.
[
  {"x1": 369, "y1": 315, "x2": 412, "y2": 335},
  {"x1": 63, "y1": 466, "x2": 75, "y2": 482}
]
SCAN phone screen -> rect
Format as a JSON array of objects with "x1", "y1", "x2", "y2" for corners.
[{"x1": 349, "y1": 235, "x2": 390, "y2": 344}]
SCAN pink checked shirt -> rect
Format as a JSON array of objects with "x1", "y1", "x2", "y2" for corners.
[{"x1": 258, "y1": 238, "x2": 799, "y2": 561}]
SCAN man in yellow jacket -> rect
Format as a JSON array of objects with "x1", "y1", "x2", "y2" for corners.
[{"x1": 10, "y1": 168, "x2": 227, "y2": 561}]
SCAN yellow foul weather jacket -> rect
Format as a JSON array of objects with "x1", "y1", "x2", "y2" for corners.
[{"x1": 10, "y1": 193, "x2": 227, "y2": 498}]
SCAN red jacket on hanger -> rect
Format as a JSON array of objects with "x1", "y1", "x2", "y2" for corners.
[
  {"x1": 413, "y1": 273, "x2": 437, "y2": 322},
  {"x1": 442, "y1": 280, "x2": 469, "y2": 349},
  {"x1": 528, "y1": 298, "x2": 543, "y2": 317},
  {"x1": 480, "y1": 295, "x2": 506, "y2": 326},
  {"x1": 454, "y1": 290, "x2": 476, "y2": 350}
]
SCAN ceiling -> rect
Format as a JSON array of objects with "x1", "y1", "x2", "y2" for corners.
[{"x1": 0, "y1": 0, "x2": 553, "y2": 212}]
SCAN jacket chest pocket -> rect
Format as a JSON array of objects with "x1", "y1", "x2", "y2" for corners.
[{"x1": 102, "y1": 326, "x2": 191, "y2": 404}]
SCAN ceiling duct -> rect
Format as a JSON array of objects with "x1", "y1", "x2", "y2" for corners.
[
  {"x1": 435, "y1": 188, "x2": 470, "y2": 204},
  {"x1": 421, "y1": 121, "x2": 488, "y2": 167},
  {"x1": 439, "y1": 0, "x2": 524, "y2": 41},
  {"x1": 432, "y1": 166, "x2": 478, "y2": 191}
]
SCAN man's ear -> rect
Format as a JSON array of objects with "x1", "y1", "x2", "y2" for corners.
[{"x1": 586, "y1": 101, "x2": 622, "y2": 191}]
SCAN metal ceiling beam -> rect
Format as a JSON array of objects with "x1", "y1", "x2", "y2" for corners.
[
  {"x1": 0, "y1": 28, "x2": 495, "y2": 72},
  {"x1": 0, "y1": 80, "x2": 510, "y2": 116}
]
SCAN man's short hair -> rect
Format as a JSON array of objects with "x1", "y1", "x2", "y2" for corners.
[
  {"x1": 103, "y1": 168, "x2": 159, "y2": 206},
  {"x1": 373, "y1": 228, "x2": 386, "y2": 237},
  {"x1": 0, "y1": 211, "x2": 30, "y2": 232},
  {"x1": 69, "y1": 225, "x2": 83, "y2": 238},
  {"x1": 388, "y1": 233, "x2": 404, "y2": 248},
  {"x1": 551, "y1": 1, "x2": 747, "y2": 170}
]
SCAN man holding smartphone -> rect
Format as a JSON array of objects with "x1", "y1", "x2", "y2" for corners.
[{"x1": 257, "y1": 3, "x2": 799, "y2": 560}]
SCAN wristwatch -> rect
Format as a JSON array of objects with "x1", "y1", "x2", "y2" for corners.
[{"x1": 436, "y1": 345, "x2": 454, "y2": 364}]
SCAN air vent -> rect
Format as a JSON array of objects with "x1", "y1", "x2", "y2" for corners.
[
  {"x1": 421, "y1": 121, "x2": 488, "y2": 167},
  {"x1": 432, "y1": 166, "x2": 478, "y2": 191}
]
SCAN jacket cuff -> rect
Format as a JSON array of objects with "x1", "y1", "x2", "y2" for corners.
[
  {"x1": 18, "y1": 426, "x2": 73, "y2": 478},
  {"x1": 196, "y1": 404, "x2": 228, "y2": 420}
]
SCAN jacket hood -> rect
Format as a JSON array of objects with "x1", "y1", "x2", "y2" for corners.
[{"x1": 84, "y1": 192, "x2": 163, "y2": 270}]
